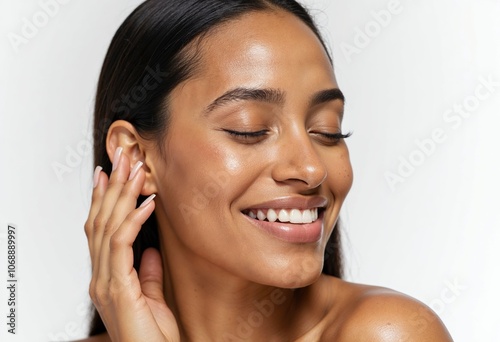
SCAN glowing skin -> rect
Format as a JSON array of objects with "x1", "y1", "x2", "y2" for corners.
[
  {"x1": 154, "y1": 11, "x2": 351, "y2": 281},
  {"x1": 91, "y1": 9, "x2": 453, "y2": 342},
  {"x1": 143, "y1": 10, "x2": 352, "y2": 339}
]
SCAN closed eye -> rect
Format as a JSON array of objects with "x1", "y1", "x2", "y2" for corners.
[
  {"x1": 310, "y1": 131, "x2": 353, "y2": 145},
  {"x1": 223, "y1": 129, "x2": 269, "y2": 138}
]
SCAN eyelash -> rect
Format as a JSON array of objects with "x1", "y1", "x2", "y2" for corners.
[
  {"x1": 223, "y1": 129, "x2": 269, "y2": 138},
  {"x1": 316, "y1": 131, "x2": 353, "y2": 141},
  {"x1": 223, "y1": 129, "x2": 353, "y2": 142}
]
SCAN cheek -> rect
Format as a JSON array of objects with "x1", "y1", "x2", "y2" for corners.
[
  {"x1": 162, "y1": 126, "x2": 253, "y2": 225},
  {"x1": 326, "y1": 148, "x2": 353, "y2": 200}
]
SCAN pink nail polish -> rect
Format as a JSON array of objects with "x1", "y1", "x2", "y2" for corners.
[
  {"x1": 128, "y1": 161, "x2": 144, "y2": 180},
  {"x1": 93, "y1": 166, "x2": 103, "y2": 188},
  {"x1": 140, "y1": 194, "x2": 156, "y2": 208},
  {"x1": 112, "y1": 147, "x2": 123, "y2": 171}
]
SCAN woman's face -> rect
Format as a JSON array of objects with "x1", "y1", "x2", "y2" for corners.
[{"x1": 150, "y1": 10, "x2": 353, "y2": 288}]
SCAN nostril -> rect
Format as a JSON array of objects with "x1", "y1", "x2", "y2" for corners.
[{"x1": 270, "y1": 143, "x2": 327, "y2": 189}]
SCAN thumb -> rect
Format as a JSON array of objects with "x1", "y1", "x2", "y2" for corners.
[{"x1": 139, "y1": 247, "x2": 165, "y2": 302}]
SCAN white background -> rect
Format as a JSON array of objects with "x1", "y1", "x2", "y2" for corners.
[{"x1": 0, "y1": 0, "x2": 499, "y2": 341}]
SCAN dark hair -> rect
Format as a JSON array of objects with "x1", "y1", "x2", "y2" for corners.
[{"x1": 89, "y1": 0, "x2": 342, "y2": 336}]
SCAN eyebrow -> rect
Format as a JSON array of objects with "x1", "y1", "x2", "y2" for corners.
[
  {"x1": 203, "y1": 87, "x2": 345, "y2": 115},
  {"x1": 204, "y1": 87, "x2": 285, "y2": 114},
  {"x1": 310, "y1": 88, "x2": 345, "y2": 107}
]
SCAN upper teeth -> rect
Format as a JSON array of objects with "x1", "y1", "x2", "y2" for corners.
[{"x1": 247, "y1": 208, "x2": 319, "y2": 224}]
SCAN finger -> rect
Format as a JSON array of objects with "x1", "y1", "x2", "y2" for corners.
[
  {"x1": 85, "y1": 166, "x2": 109, "y2": 265},
  {"x1": 107, "y1": 195, "x2": 156, "y2": 286},
  {"x1": 92, "y1": 148, "x2": 130, "y2": 279},
  {"x1": 138, "y1": 247, "x2": 165, "y2": 303},
  {"x1": 98, "y1": 166, "x2": 148, "y2": 282}
]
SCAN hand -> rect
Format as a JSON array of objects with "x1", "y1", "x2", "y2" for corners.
[{"x1": 85, "y1": 148, "x2": 180, "y2": 342}]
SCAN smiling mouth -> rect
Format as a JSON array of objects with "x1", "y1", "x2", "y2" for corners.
[{"x1": 242, "y1": 208, "x2": 323, "y2": 224}]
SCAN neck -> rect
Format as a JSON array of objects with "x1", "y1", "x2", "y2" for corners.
[{"x1": 160, "y1": 240, "x2": 304, "y2": 341}]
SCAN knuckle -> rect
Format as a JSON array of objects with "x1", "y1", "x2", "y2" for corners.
[
  {"x1": 104, "y1": 220, "x2": 119, "y2": 236},
  {"x1": 109, "y1": 277, "x2": 127, "y2": 297},
  {"x1": 93, "y1": 215, "x2": 106, "y2": 232},
  {"x1": 120, "y1": 184, "x2": 138, "y2": 198},
  {"x1": 108, "y1": 175, "x2": 126, "y2": 188},
  {"x1": 93, "y1": 284, "x2": 111, "y2": 306},
  {"x1": 84, "y1": 219, "x2": 94, "y2": 237},
  {"x1": 109, "y1": 232, "x2": 127, "y2": 252},
  {"x1": 88, "y1": 279, "x2": 97, "y2": 302},
  {"x1": 124, "y1": 212, "x2": 140, "y2": 226}
]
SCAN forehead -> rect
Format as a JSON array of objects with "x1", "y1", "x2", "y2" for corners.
[
  {"x1": 170, "y1": 10, "x2": 337, "y2": 110},
  {"x1": 197, "y1": 10, "x2": 333, "y2": 82}
]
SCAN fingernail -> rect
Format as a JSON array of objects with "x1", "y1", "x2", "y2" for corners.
[
  {"x1": 112, "y1": 147, "x2": 123, "y2": 171},
  {"x1": 140, "y1": 194, "x2": 156, "y2": 208},
  {"x1": 93, "y1": 166, "x2": 103, "y2": 188},
  {"x1": 128, "y1": 161, "x2": 144, "y2": 181}
]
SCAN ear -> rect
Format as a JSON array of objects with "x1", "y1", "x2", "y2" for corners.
[{"x1": 106, "y1": 120, "x2": 158, "y2": 196}]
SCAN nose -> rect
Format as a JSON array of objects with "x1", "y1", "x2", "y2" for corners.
[{"x1": 271, "y1": 128, "x2": 327, "y2": 189}]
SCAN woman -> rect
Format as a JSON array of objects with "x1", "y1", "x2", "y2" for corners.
[{"x1": 80, "y1": 0, "x2": 453, "y2": 341}]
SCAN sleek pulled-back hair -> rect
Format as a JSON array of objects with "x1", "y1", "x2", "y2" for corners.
[{"x1": 89, "y1": 0, "x2": 342, "y2": 336}]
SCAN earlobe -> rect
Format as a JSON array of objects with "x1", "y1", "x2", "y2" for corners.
[
  {"x1": 106, "y1": 120, "x2": 159, "y2": 196},
  {"x1": 140, "y1": 160, "x2": 159, "y2": 196}
]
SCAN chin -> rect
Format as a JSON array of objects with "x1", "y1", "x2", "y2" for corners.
[{"x1": 262, "y1": 256, "x2": 324, "y2": 289}]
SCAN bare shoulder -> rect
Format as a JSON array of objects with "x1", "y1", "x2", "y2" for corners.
[
  {"x1": 70, "y1": 332, "x2": 110, "y2": 342},
  {"x1": 319, "y1": 276, "x2": 454, "y2": 342}
]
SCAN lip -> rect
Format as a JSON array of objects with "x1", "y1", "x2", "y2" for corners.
[
  {"x1": 243, "y1": 196, "x2": 328, "y2": 210},
  {"x1": 242, "y1": 209, "x2": 324, "y2": 243},
  {"x1": 241, "y1": 196, "x2": 328, "y2": 243}
]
